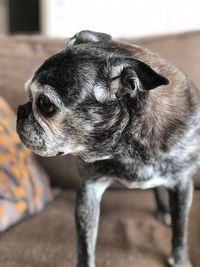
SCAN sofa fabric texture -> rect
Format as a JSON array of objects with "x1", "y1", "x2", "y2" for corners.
[{"x1": 0, "y1": 190, "x2": 199, "y2": 267}]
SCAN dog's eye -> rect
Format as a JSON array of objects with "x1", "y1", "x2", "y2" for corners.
[{"x1": 36, "y1": 95, "x2": 57, "y2": 117}]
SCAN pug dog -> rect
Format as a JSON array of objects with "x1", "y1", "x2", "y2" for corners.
[{"x1": 17, "y1": 30, "x2": 199, "y2": 267}]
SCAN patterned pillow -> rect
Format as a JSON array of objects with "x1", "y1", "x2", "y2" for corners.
[{"x1": 0, "y1": 97, "x2": 55, "y2": 231}]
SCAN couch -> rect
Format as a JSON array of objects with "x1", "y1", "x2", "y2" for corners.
[{"x1": 0, "y1": 31, "x2": 200, "y2": 267}]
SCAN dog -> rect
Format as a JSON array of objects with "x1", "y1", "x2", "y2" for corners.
[{"x1": 16, "y1": 30, "x2": 199, "y2": 267}]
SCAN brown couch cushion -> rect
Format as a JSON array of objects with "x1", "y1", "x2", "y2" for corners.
[
  {"x1": 1, "y1": 32, "x2": 200, "y2": 188},
  {"x1": 0, "y1": 36, "x2": 65, "y2": 113},
  {"x1": 0, "y1": 190, "x2": 199, "y2": 267}
]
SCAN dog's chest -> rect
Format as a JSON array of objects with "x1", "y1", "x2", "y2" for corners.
[
  {"x1": 117, "y1": 121, "x2": 200, "y2": 189},
  {"x1": 82, "y1": 115, "x2": 200, "y2": 189},
  {"x1": 89, "y1": 156, "x2": 180, "y2": 189},
  {"x1": 103, "y1": 143, "x2": 199, "y2": 189},
  {"x1": 119, "y1": 162, "x2": 176, "y2": 189}
]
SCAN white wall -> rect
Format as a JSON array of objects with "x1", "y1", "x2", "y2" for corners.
[{"x1": 40, "y1": 0, "x2": 200, "y2": 38}]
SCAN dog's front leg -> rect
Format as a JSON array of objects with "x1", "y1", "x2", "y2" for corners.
[
  {"x1": 168, "y1": 178, "x2": 193, "y2": 267},
  {"x1": 75, "y1": 178, "x2": 112, "y2": 267}
]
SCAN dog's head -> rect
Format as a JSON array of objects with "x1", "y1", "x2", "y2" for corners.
[{"x1": 16, "y1": 30, "x2": 169, "y2": 162}]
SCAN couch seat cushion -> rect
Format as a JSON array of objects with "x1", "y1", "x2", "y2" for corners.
[{"x1": 0, "y1": 189, "x2": 199, "y2": 267}]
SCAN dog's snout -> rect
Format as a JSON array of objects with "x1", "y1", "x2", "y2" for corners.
[{"x1": 17, "y1": 101, "x2": 32, "y2": 121}]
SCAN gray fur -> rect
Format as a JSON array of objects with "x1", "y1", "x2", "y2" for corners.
[{"x1": 16, "y1": 30, "x2": 199, "y2": 267}]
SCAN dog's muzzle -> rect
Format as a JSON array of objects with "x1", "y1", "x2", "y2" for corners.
[{"x1": 16, "y1": 101, "x2": 46, "y2": 152}]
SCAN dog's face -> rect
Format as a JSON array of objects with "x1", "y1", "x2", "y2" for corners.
[{"x1": 17, "y1": 30, "x2": 168, "y2": 162}]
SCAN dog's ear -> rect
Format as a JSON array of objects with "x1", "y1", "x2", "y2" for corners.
[
  {"x1": 67, "y1": 30, "x2": 112, "y2": 46},
  {"x1": 94, "y1": 56, "x2": 169, "y2": 102}
]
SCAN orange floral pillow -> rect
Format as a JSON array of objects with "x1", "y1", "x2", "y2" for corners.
[{"x1": 0, "y1": 97, "x2": 55, "y2": 231}]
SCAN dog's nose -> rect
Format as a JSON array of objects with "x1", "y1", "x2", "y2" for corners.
[{"x1": 17, "y1": 102, "x2": 32, "y2": 122}]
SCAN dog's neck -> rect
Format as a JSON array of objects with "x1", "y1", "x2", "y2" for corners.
[{"x1": 118, "y1": 79, "x2": 200, "y2": 162}]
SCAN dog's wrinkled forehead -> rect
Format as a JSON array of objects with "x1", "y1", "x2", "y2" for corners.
[
  {"x1": 31, "y1": 30, "x2": 169, "y2": 106},
  {"x1": 32, "y1": 50, "x2": 100, "y2": 106}
]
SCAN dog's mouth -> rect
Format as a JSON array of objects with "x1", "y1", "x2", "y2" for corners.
[
  {"x1": 18, "y1": 131, "x2": 45, "y2": 152},
  {"x1": 18, "y1": 131, "x2": 63, "y2": 157}
]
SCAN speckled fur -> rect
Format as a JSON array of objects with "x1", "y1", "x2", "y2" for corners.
[{"x1": 16, "y1": 30, "x2": 200, "y2": 267}]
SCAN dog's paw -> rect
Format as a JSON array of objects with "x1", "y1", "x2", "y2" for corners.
[
  {"x1": 168, "y1": 257, "x2": 193, "y2": 267},
  {"x1": 157, "y1": 211, "x2": 171, "y2": 226}
]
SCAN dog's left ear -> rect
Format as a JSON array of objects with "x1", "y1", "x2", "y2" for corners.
[
  {"x1": 67, "y1": 30, "x2": 112, "y2": 46},
  {"x1": 96, "y1": 56, "x2": 169, "y2": 101}
]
